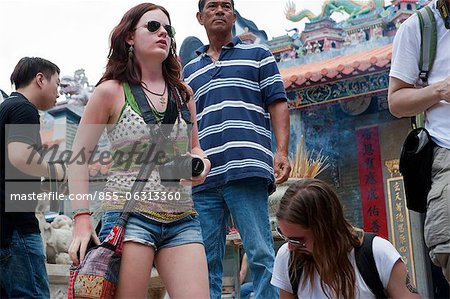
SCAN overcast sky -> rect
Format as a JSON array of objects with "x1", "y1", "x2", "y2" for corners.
[{"x1": 0, "y1": 0, "x2": 328, "y2": 95}]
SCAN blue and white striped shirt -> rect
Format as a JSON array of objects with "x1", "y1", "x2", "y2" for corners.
[{"x1": 183, "y1": 36, "x2": 287, "y2": 193}]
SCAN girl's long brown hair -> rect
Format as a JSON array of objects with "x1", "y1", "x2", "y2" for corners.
[
  {"x1": 276, "y1": 179, "x2": 361, "y2": 299},
  {"x1": 98, "y1": 3, "x2": 189, "y2": 102}
]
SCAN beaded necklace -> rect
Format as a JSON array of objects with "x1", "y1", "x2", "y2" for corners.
[
  {"x1": 142, "y1": 90, "x2": 165, "y2": 123},
  {"x1": 142, "y1": 84, "x2": 167, "y2": 105}
]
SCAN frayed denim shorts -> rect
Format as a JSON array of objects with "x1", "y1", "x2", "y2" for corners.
[{"x1": 98, "y1": 211, "x2": 204, "y2": 251}]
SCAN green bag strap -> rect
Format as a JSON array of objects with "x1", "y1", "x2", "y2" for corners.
[
  {"x1": 416, "y1": 6, "x2": 437, "y2": 85},
  {"x1": 414, "y1": 6, "x2": 436, "y2": 129},
  {"x1": 122, "y1": 82, "x2": 142, "y2": 117},
  {"x1": 412, "y1": 112, "x2": 426, "y2": 129}
]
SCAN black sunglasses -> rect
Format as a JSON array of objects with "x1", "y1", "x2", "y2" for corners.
[
  {"x1": 276, "y1": 227, "x2": 307, "y2": 248},
  {"x1": 136, "y1": 21, "x2": 176, "y2": 38}
]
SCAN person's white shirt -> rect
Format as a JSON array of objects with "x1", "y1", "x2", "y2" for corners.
[
  {"x1": 390, "y1": 0, "x2": 450, "y2": 149},
  {"x1": 271, "y1": 237, "x2": 401, "y2": 298}
]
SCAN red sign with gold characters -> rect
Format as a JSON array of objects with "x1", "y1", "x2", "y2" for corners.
[{"x1": 356, "y1": 126, "x2": 388, "y2": 239}]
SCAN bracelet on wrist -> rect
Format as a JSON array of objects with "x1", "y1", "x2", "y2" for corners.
[
  {"x1": 73, "y1": 211, "x2": 92, "y2": 219},
  {"x1": 72, "y1": 208, "x2": 91, "y2": 217},
  {"x1": 72, "y1": 212, "x2": 92, "y2": 221}
]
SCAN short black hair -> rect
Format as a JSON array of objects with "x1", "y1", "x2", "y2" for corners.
[
  {"x1": 10, "y1": 57, "x2": 60, "y2": 89},
  {"x1": 198, "y1": 0, "x2": 234, "y2": 12}
]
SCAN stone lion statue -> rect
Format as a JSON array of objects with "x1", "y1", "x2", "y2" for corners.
[
  {"x1": 36, "y1": 200, "x2": 73, "y2": 264},
  {"x1": 59, "y1": 69, "x2": 93, "y2": 106}
]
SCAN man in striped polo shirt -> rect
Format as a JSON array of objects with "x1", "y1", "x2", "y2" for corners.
[{"x1": 183, "y1": 1, "x2": 291, "y2": 298}]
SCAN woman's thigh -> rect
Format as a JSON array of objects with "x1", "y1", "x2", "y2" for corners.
[
  {"x1": 115, "y1": 241, "x2": 155, "y2": 299},
  {"x1": 155, "y1": 243, "x2": 209, "y2": 299}
]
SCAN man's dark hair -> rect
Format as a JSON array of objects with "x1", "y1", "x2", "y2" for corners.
[
  {"x1": 198, "y1": 0, "x2": 234, "y2": 12},
  {"x1": 10, "y1": 57, "x2": 60, "y2": 89}
]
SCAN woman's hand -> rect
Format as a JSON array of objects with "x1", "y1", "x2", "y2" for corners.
[
  {"x1": 180, "y1": 153, "x2": 211, "y2": 186},
  {"x1": 68, "y1": 215, "x2": 100, "y2": 265}
]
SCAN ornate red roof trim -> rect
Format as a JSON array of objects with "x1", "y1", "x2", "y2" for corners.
[{"x1": 281, "y1": 44, "x2": 392, "y2": 89}]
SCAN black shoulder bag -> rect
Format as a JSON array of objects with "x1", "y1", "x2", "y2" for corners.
[{"x1": 399, "y1": 117, "x2": 435, "y2": 214}]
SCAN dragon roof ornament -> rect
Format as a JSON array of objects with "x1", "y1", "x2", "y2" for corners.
[{"x1": 285, "y1": 0, "x2": 386, "y2": 23}]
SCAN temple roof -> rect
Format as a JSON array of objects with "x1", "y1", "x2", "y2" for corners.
[{"x1": 281, "y1": 44, "x2": 392, "y2": 89}]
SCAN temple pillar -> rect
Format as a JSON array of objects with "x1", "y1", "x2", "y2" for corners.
[{"x1": 385, "y1": 159, "x2": 433, "y2": 297}]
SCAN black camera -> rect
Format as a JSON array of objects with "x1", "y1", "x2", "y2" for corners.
[{"x1": 159, "y1": 156, "x2": 204, "y2": 184}]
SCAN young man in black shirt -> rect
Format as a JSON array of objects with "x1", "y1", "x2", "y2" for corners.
[{"x1": 0, "y1": 57, "x2": 64, "y2": 298}]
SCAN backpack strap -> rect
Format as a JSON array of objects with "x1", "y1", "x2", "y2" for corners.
[
  {"x1": 355, "y1": 232, "x2": 387, "y2": 298},
  {"x1": 288, "y1": 252, "x2": 302, "y2": 296},
  {"x1": 414, "y1": 6, "x2": 436, "y2": 130},
  {"x1": 411, "y1": 111, "x2": 426, "y2": 130},
  {"x1": 437, "y1": 0, "x2": 450, "y2": 29},
  {"x1": 288, "y1": 232, "x2": 386, "y2": 298},
  {"x1": 416, "y1": 6, "x2": 437, "y2": 86}
]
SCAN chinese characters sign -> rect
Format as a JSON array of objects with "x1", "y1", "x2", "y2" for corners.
[
  {"x1": 356, "y1": 126, "x2": 388, "y2": 239},
  {"x1": 387, "y1": 177, "x2": 416, "y2": 285}
]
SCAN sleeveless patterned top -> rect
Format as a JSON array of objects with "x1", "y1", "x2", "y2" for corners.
[{"x1": 101, "y1": 84, "x2": 196, "y2": 222}]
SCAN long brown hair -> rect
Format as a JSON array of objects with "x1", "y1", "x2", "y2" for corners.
[
  {"x1": 98, "y1": 3, "x2": 189, "y2": 102},
  {"x1": 276, "y1": 179, "x2": 361, "y2": 299}
]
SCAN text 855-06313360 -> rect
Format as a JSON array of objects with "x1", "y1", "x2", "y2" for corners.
[{"x1": 66, "y1": 191, "x2": 182, "y2": 202}]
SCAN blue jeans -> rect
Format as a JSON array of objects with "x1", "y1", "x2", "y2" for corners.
[
  {"x1": 0, "y1": 230, "x2": 50, "y2": 299},
  {"x1": 241, "y1": 282, "x2": 254, "y2": 299},
  {"x1": 194, "y1": 177, "x2": 278, "y2": 299}
]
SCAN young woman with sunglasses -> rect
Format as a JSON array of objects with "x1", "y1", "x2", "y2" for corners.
[
  {"x1": 271, "y1": 179, "x2": 421, "y2": 299},
  {"x1": 67, "y1": 3, "x2": 210, "y2": 298}
]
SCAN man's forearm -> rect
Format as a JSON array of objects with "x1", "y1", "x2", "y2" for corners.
[
  {"x1": 269, "y1": 100, "x2": 290, "y2": 154},
  {"x1": 388, "y1": 77, "x2": 446, "y2": 117},
  {"x1": 8, "y1": 142, "x2": 48, "y2": 177}
]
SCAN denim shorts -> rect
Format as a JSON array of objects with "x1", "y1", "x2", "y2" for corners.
[{"x1": 98, "y1": 211, "x2": 204, "y2": 250}]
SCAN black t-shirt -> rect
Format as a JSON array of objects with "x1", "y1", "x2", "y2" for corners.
[{"x1": 0, "y1": 92, "x2": 43, "y2": 247}]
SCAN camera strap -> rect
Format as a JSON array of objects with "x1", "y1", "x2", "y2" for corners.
[
  {"x1": 129, "y1": 83, "x2": 157, "y2": 124},
  {"x1": 438, "y1": 0, "x2": 450, "y2": 29},
  {"x1": 118, "y1": 83, "x2": 175, "y2": 221},
  {"x1": 118, "y1": 82, "x2": 193, "y2": 221}
]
